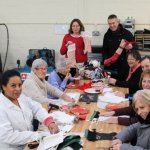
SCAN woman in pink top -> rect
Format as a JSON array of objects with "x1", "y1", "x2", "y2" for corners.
[{"x1": 60, "y1": 18, "x2": 88, "y2": 63}]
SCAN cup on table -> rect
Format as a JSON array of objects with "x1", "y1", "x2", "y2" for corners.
[
  {"x1": 74, "y1": 78, "x2": 80, "y2": 85},
  {"x1": 70, "y1": 67, "x2": 77, "y2": 77},
  {"x1": 101, "y1": 77, "x2": 109, "y2": 86}
]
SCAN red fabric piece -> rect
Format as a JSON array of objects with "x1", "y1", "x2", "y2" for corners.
[
  {"x1": 67, "y1": 84, "x2": 79, "y2": 89},
  {"x1": 104, "y1": 53, "x2": 120, "y2": 66},
  {"x1": 71, "y1": 107, "x2": 89, "y2": 114},
  {"x1": 79, "y1": 115, "x2": 87, "y2": 120},
  {"x1": 43, "y1": 116, "x2": 54, "y2": 126},
  {"x1": 79, "y1": 82, "x2": 92, "y2": 90},
  {"x1": 104, "y1": 40, "x2": 136, "y2": 67},
  {"x1": 125, "y1": 40, "x2": 137, "y2": 45},
  {"x1": 106, "y1": 104, "x2": 123, "y2": 111}
]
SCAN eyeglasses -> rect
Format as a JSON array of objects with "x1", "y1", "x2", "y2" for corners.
[{"x1": 36, "y1": 67, "x2": 48, "y2": 71}]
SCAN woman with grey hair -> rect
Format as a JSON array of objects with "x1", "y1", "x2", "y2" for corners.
[
  {"x1": 48, "y1": 59, "x2": 79, "y2": 99},
  {"x1": 22, "y1": 58, "x2": 74, "y2": 104},
  {"x1": 112, "y1": 89, "x2": 150, "y2": 150}
]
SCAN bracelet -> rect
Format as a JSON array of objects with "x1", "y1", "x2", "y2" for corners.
[
  {"x1": 119, "y1": 46, "x2": 124, "y2": 49},
  {"x1": 43, "y1": 117, "x2": 54, "y2": 126}
]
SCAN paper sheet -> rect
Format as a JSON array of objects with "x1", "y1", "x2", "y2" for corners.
[
  {"x1": 53, "y1": 92, "x2": 80, "y2": 106},
  {"x1": 68, "y1": 43, "x2": 76, "y2": 52},
  {"x1": 97, "y1": 101, "x2": 108, "y2": 109},
  {"x1": 59, "y1": 124, "x2": 74, "y2": 133},
  {"x1": 103, "y1": 87, "x2": 113, "y2": 93},
  {"x1": 50, "y1": 111, "x2": 75, "y2": 124},
  {"x1": 98, "y1": 115, "x2": 129, "y2": 122},
  {"x1": 37, "y1": 132, "x2": 63, "y2": 150},
  {"x1": 98, "y1": 92, "x2": 128, "y2": 104},
  {"x1": 59, "y1": 92, "x2": 80, "y2": 105}
]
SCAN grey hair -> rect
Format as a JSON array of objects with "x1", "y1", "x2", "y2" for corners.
[
  {"x1": 31, "y1": 58, "x2": 47, "y2": 70},
  {"x1": 133, "y1": 89, "x2": 150, "y2": 109},
  {"x1": 56, "y1": 59, "x2": 72, "y2": 70}
]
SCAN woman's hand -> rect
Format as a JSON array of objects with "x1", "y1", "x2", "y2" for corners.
[
  {"x1": 66, "y1": 41, "x2": 73, "y2": 47},
  {"x1": 48, "y1": 122, "x2": 59, "y2": 134},
  {"x1": 119, "y1": 39, "x2": 126, "y2": 49},
  {"x1": 102, "y1": 117, "x2": 118, "y2": 124},
  {"x1": 61, "y1": 94, "x2": 75, "y2": 103},
  {"x1": 125, "y1": 43, "x2": 133, "y2": 50},
  {"x1": 112, "y1": 139, "x2": 122, "y2": 150},
  {"x1": 108, "y1": 78, "x2": 116, "y2": 85},
  {"x1": 112, "y1": 139, "x2": 122, "y2": 146},
  {"x1": 65, "y1": 73, "x2": 71, "y2": 80},
  {"x1": 100, "y1": 111, "x2": 115, "y2": 116}
]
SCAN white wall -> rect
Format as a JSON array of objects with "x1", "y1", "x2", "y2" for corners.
[{"x1": 0, "y1": 0, "x2": 150, "y2": 69}]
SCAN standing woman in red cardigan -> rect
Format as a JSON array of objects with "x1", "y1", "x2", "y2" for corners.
[{"x1": 60, "y1": 18, "x2": 89, "y2": 66}]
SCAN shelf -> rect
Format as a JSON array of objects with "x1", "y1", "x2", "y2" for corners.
[{"x1": 135, "y1": 34, "x2": 150, "y2": 51}]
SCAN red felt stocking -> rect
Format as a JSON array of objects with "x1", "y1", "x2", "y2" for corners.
[{"x1": 104, "y1": 53, "x2": 120, "y2": 66}]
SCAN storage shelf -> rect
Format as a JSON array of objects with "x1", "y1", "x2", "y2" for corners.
[{"x1": 135, "y1": 34, "x2": 150, "y2": 51}]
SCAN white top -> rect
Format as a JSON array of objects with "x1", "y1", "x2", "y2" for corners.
[{"x1": 0, "y1": 93, "x2": 49, "y2": 150}]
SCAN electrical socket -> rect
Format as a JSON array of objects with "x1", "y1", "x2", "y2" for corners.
[{"x1": 92, "y1": 31, "x2": 100, "y2": 36}]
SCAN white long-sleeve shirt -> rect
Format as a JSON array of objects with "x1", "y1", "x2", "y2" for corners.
[{"x1": 0, "y1": 93, "x2": 50, "y2": 150}]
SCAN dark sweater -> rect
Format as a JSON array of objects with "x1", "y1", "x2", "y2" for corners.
[
  {"x1": 115, "y1": 66, "x2": 142, "y2": 94},
  {"x1": 114, "y1": 105, "x2": 138, "y2": 126},
  {"x1": 102, "y1": 24, "x2": 134, "y2": 80}
]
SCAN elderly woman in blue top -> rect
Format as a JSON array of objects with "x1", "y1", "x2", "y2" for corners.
[
  {"x1": 112, "y1": 89, "x2": 150, "y2": 150},
  {"x1": 48, "y1": 60, "x2": 78, "y2": 99},
  {"x1": 0, "y1": 69, "x2": 59, "y2": 150}
]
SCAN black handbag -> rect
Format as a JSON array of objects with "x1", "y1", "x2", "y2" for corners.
[{"x1": 26, "y1": 48, "x2": 55, "y2": 68}]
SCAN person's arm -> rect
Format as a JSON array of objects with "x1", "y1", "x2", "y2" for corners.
[
  {"x1": 118, "y1": 116, "x2": 138, "y2": 126},
  {"x1": 25, "y1": 95, "x2": 59, "y2": 134},
  {"x1": 115, "y1": 123, "x2": 139, "y2": 142},
  {"x1": 25, "y1": 94, "x2": 50, "y2": 121},
  {"x1": 114, "y1": 106, "x2": 135, "y2": 116},
  {"x1": 115, "y1": 67, "x2": 142, "y2": 93},
  {"x1": 48, "y1": 71, "x2": 67, "y2": 92},
  {"x1": 50, "y1": 78, "x2": 67, "y2": 92},
  {"x1": 23, "y1": 79, "x2": 53, "y2": 103},
  {"x1": 124, "y1": 29, "x2": 135, "y2": 50},
  {"x1": 104, "y1": 47, "x2": 123, "y2": 66},
  {"x1": 0, "y1": 108, "x2": 39, "y2": 145},
  {"x1": 115, "y1": 106, "x2": 138, "y2": 125},
  {"x1": 60, "y1": 34, "x2": 69, "y2": 55},
  {"x1": 59, "y1": 73, "x2": 72, "y2": 90},
  {"x1": 46, "y1": 81, "x2": 74, "y2": 102},
  {"x1": 114, "y1": 106, "x2": 138, "y2": 125},
  {"x1": 120, "y1": 143, "x2": 150, "y2": 150},
  {"x1": 113, "y1": 142, "x2": 150, "y2": 150},
  {"x1": 46, "y1": 81, "x2": 64, "y2": 98},
  {"x1": 101, "y1": 106, "x2": 138, "y2": 125},
  {"x1": 104, "y1": 39, "x2": 126, "y2": 66}
]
